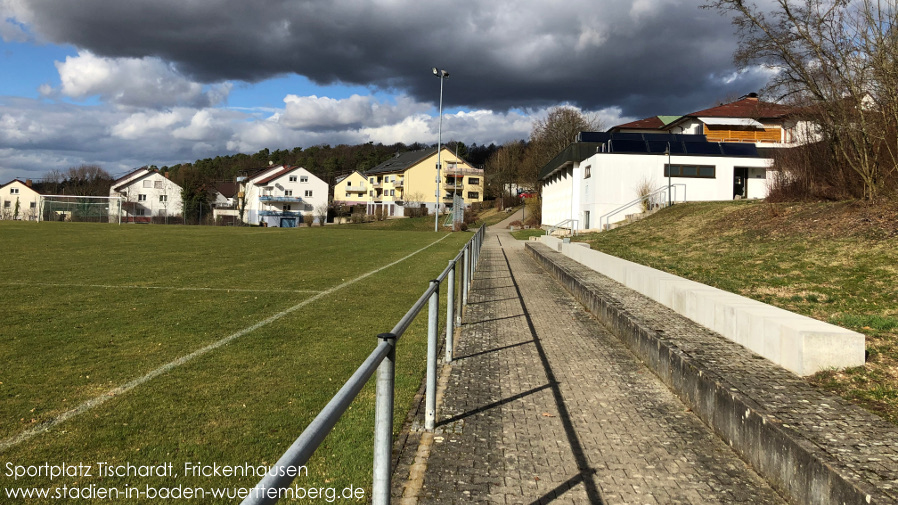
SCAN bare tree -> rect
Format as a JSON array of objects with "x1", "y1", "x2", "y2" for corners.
[
  {"x1": 525, "y1": 106, "x2": 604, "y2": 189},
  {"x1": 485, "y1": 140, "x2": 527, "y2": 202},
  {"x1": 703, "y1": 0, "x2": 898, "y2": 199},
  {"x1": 315, "y1": 202, "x2": 329, "y2": 226}
]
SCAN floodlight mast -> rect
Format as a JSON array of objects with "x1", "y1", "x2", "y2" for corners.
[{"x1": 432, "y1": 67, "x2": 448, "y2": 232}]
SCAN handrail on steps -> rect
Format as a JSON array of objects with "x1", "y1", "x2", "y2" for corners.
[
  {"x1": 599, "y1": 184, "x2": 686, "y2": 231},
  {"x1": 545, "y1": 219, "x2": 579, "y2": 237}
]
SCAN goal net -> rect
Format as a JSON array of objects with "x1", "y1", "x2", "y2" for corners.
[{"x1": 39, "y1": 195, "x2": 123, "y2": 224}]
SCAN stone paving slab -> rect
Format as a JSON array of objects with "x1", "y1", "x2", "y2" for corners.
[
  {"x1": 392, "y1": 227, "x2": 787, "y2": 504},
  {"x1": 525, "y1": 242, "x2": 898, "y2": 505}
]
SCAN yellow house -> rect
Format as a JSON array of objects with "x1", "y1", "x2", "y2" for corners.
[
  {"x1": 354, "y1": 147, "x2": 484, "y2": 217},
  {"x1": 333, "y1": 170, "x2": 369, "y2": 206}
]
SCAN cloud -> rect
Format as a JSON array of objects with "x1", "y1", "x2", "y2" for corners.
[
  {"x1": 48, "y1": 51, "x2": 231, "y2": 108},
  {"x1": 9, "y1": 0, "x2": 765, "y2": 118},
  {"x1": 278, "y1": 94, "x2": 429, "y2": 131},
  {"x1": 0, "y1": 91, "x2": 630, "y2": 182}
]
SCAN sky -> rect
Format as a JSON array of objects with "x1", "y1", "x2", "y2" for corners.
[{"x1": 0, "y1": 0, "x2": 771, "y2": 182}]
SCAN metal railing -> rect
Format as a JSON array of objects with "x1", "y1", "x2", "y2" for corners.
[
  {"x1": 599, "y1": 184, "x2": 686, "y2": 231},
  {"x1": 242, "y1": 226, "x2": 486, "y2": 505},
  {"x1": 545, "y1": 218, "x2": 579, "y2": 237}
]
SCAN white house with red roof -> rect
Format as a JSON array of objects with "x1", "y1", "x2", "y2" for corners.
[
  {"x1": 612, "y1": 94, "x2": 819, "y2": 148},
  {"x1": 109, "y1": 167, "x2": 183, "y2": 223},
  {"x1": 0, "y1": 179, "x2": 41, "y2": 221},
  {"x1": 240, "y1": 165, "x2": 328, "y2": 227}
]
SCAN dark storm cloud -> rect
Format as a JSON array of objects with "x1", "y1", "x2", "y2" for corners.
[{"x1": 14, "y1": 0, "x2": 763, "y2": 118}]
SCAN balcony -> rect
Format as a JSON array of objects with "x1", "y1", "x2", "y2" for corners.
[
  {"x1": 345, "y1": 185, "x2": 366, "y2": 193},
  {"x1": 259, "y1": 210, "x2": 301, "y2": 217},
  {"x1": 444, "y1": 165, "x2": 484, "y2": 177},
  {"x1": 259, "y1": 195, "x2": 304, "y2": 203},
  {"x1": 370, "y1": 181, "x2": 383, "y2": 189},
  {"x1": 393, "y1": 180, "x2": 404, "y2": 188}
]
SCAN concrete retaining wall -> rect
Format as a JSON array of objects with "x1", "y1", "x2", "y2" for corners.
[
  {"x1": 525, "y1": 243, "x2": 891, "y2": 505},
  {"x1": 538, "y1": 235, "x2": 864, "y2": 376}
]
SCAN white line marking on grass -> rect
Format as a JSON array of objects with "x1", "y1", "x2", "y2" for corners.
[
  {"x1": 0, "y1": 282, "x2": 323, "y2": 294},
  {"x1": 0, "y1": 233, "x2": 453, "y2": 453}
]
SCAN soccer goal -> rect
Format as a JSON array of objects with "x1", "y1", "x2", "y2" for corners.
[{"x1": 39, "y1": 195, "x2": 123, "y2": 224}]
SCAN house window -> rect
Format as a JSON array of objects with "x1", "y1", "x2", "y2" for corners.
[
  {"x1": 159, "y1": 195, "x2": 168, "y2": 202},
  {"x1": 3, "y1": 201, "x2": 9, "y2": 208},
  {"x1": 664, "y1": 164, "x2": 716, "y2": 178},
  {"x1": 285, "y1": 190, "x2": 293, "y2": 196},
  {"x1": 584, "y1": 166, "x2": 591, "y2": 179},
  {"x1": 30, "y1": 202, "x2": 36, "y2": 208},
  {"x1": 370, "y1": 190, "x2": 374, "y2": 196},
  {"x1": 467, "y1": 192, "x2": 479, "y2": 199},
  {"x1": 289, "y1": 175, "x2": 298, "y2": 182},
  {"x1": 305, "y1": 190, "x2": 313, "y2": 197},
  {"x1": 10, "y1": 188, "x2": 19, "y2": 194},
  {"x1": 300, "y1": 176, "x2": 308, "y2": 183},
  {"x1": 143, "y1": 180, "x2": 152, "y2": 188},
  {"x1": 136, "y1": 208, "x2": 145, "y2": 216},
  {"x1": 138, "y1": 194, "x2": 147, "y2": 201},
  {"x1": 369, "y1": 177, "x2": 375, "y2": 183},
  {"x1": 390, "y1": 190, "x2": 395, "y2": 196},
  {"x1": 468, "y1": 177, "x2": 480, "y2": 185},
  {"x1": 154, "y1": 181, "x2": 164, "y2": 189},
  {"x1": 283, "y1": 205, "x2": 291, "y2": 211}
]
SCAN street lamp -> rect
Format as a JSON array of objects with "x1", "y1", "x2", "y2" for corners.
[
  {"x1": 664, "y1": 142, "x2": 672, "y2": 207},
  {"x1": 432, "y1": 67, "x2": 448, "y2": 232}
]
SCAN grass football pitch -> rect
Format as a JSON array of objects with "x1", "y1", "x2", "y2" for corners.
[{"x1": 0, "y1": 221, "x2": 470, "y2": 503}]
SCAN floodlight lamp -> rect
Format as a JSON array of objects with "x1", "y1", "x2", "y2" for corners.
[{"x1": 432, "y1": 67, "x2": 439, "y2": 75}]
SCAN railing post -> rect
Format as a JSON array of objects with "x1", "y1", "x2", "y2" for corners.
[
  {"x1": 463, "y1": 246, "x2": 470, "y2": 306},
  {"x1": 372, "y1": 333, "x2": 396, "y2": 505},
  {"x1": 425, "y1": 281, "x2": 439, "y2": 431},
  {"x1": 455, "y1": 253, "x2": 464, "y2": 327},
  {"x1": 445, "y1": 261, "x2": 455, "y2": 363}
]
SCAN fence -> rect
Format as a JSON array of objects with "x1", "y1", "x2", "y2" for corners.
[{"x1": 241, "y1": 226, "x2": 486, "y2": 505}]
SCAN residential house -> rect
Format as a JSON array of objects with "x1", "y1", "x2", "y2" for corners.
[
  {"x1": 110, "y1": 167, "x2": 183, "y2": 223},
  {"x1": 0, "y1": 179, "x2": 41, "y2": 221},
  {"x1": 332, "y1": 171, "x2": 369, "y2": 207},
  {"x1": 359, "y1": 147, "x2": 484, "y2": 217},
  {"x1": 540, "y1": 132, "x2": 771, "y2": 231},
  {"x1": 240, "y1": 165, "x2": 328, "y2": 227},
  {"x1": 210, "y1": 181, "x2": 239, "y2": 225},
  {"x1": 611, "y1": 94, "x2": 818, "y2": 148}
]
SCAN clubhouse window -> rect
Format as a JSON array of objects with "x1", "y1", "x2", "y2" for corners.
[{"x1": 664, "y1": 164, "x2": 716, "y2": 178}]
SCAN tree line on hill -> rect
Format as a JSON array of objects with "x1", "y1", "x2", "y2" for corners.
[
  {"x1": 31, "y1": 141, "x2": 501, "y2": 197},
  {"x1": 30, "y1": 106, "x2": 598, "y2": 222}
]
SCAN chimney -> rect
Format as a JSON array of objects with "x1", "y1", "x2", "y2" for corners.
[
  {"x1": 25, "y1": 179, "x2": 32, "y2": 187},
  {"x1": 164, "y1": 172, "x2": 170, "y2": 179}
]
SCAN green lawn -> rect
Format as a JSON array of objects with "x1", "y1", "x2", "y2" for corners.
[
  {"x1": 0, "y1": 221, "x2": 469, "y2": 503},
  {"x1": 578, "y1": 200, "x2": 898, "y2": 424}
]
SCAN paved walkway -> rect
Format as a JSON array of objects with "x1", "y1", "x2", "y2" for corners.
[{"x1": 393, "y1": 222, "x2": 787, "y2": 504}]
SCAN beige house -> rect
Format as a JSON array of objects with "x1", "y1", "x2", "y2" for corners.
[
  {"x1": 340, "y1": 147, "x2": 483, "y2": 217},
  {"x1": 0, "y1": 179, "x2": 41, "y2": 221},
  {"x1": 110, "y1": 167, "x2": 183, "y2": 223},
  {"x1": 333, "y1": 171, "x2": 369, "y2": 206}
]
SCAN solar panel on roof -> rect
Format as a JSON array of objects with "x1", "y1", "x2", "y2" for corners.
[
  {"x1": 610, "y1": 140, "x2": 649, "y2": 153},
  {"x1": 684, "y1": 142, "x2": 723, "y2": 155},
  {"x1": 609, "y1": 133, "x2": 646, "y2": 142},
  {"x1": 646, "y1": 141, "x2": 686, "y2": 154},
  {"x1": 720, "y1": 143, "x2": 759, "y2": 157},
  {"x1": 577, "y1": 132, "x2": 611, "y2": 143}
]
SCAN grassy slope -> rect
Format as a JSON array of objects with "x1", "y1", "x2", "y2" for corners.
[
  {"x1": 0, "y1": 221, "x2": 468, "y2": 502},
  {"x1": 578, "y1": 200, "x2": 898, "y2": 424}
]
